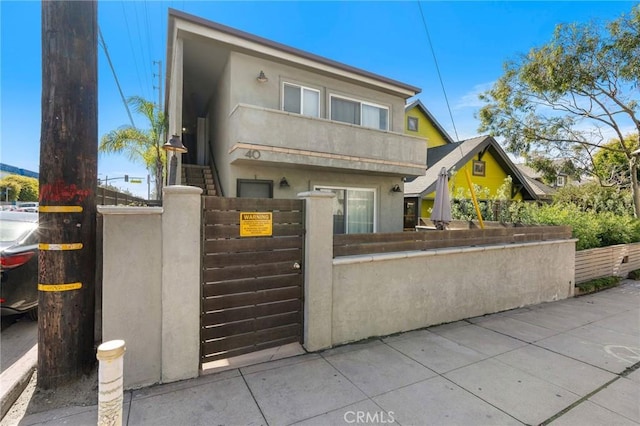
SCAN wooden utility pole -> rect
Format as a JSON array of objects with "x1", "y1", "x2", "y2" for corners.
[{"x1": 39, "y1": 0, "x2": 98, "y2": 389}]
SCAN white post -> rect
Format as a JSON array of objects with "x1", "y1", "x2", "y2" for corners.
[{"x1": 97, "y1": 340, "x2": 126, "y2": 426}]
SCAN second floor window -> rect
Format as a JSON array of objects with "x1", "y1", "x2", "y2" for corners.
[
  {"x1": 330, "y1": 95, "x2": 389, "y2": 131},
  {"x1": 283, "y1": 83, "x2": 320, "y2": 118}
]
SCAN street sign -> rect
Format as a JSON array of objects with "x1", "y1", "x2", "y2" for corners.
[
  {"x1": 129, "y1": 179, "x2": 142, "y2": 183},
  {"x1": 240, "y1": 212, "x2": 272, "y2": 237}
]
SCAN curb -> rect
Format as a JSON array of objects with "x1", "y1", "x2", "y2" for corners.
[{"x1": 0, "y1": 344, "x2": 37, "y2": 420}]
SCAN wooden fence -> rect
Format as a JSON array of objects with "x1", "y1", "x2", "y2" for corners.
[
  {"x1": 200, "y1": 197, "x2": 305, "y2": 363},
  {"x1": 96, "y1": 187, "x2": 148, "y2": 206},
  {"x1": 334, "y1": 226, "x2": 572, "y2": 257},
  {"x1": 574, "y1": 243, "x2": 640, "y2": 284}
]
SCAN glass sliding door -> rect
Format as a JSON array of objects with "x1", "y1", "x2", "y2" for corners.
[{"x1": 316, "y1": 186, "x2": 376, "y2": 234}]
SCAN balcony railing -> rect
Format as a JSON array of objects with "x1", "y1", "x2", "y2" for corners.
[{"x1": 227, "y1": 104, "x2": 426, "y2": 176}]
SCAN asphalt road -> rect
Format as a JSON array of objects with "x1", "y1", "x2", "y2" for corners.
[{"x1": 0, "y1": 315, "x2": 37, "y2": 375}]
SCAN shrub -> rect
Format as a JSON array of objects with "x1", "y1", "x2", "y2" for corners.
[
  {"x1": 532, "y1": 204, "x2": 602, "y2": 250},
  {"x1": 628, "y1": 269, "x2": 640, "y2": 280},
  {"x1": 449, "y1": 177, "x2": 640, "y2": 249},
  {"x1": 576, "y1": 276, "x2": 621, "y2": 294}
]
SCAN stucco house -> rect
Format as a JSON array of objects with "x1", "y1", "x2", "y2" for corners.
[
  {"x1": 165, "y1": 9, "x2": 426, "y2": 233},
  {"x1": 403, "y1": 101, "x2": 538, "y2": 228}
]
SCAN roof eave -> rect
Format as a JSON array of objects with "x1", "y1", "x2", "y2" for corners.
[{"x1": 167, "y1": 8, "x2": 421, "y2": 98}]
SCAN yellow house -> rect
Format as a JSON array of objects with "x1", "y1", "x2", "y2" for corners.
[{"x1": 403, "y1": 101, "x2": 538, "y2": 228}]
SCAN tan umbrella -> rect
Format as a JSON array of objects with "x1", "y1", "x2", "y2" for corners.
[{"x1": 430, "y1": 167, "x2": 452, "y2": 230}]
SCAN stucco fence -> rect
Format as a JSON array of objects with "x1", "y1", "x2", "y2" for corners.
[
  {"x1": 575, "y1": 242, "x2": 640, "y2": 284},
  {"x1": 98, "y1": 189, "x2": 576, "y2": 389}
]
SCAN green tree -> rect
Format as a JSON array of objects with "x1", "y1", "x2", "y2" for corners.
[
  {"x1": 526, "y1": 156, "x2": 580, "y2": 186},
  {"x1": 478, "y1": 6, "x2": 640, "y2": 217},
  {"x1": 593, "y1": 135, "x2": 639, "y2": 187},
  {"x1": 552, "y1": 181, "x2": 634, "y2": 216},
  {"x1": 0, "y1": 175, "x2": 39, "y2": 202},
  {"x1": 99, "y1": 96, "x2": 166, "y2": 199}
]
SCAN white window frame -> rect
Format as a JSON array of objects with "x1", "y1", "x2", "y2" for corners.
[
  {"x1": 329, "y1": 94, "x2": 389, "y2": 131},
  {"x1": 556, "y1": 175, "x2": 566, "y2": 187},
  {"x1": 314, "y1": 185, "x2": 378, "y2": 233},
  {"x1": 281, "y1": 82, "x2": 321, "y2": 118}
]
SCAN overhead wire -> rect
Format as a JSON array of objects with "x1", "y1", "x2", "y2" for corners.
[
  {"x1": 133, "y1": 2, "x2": 152, "y2": 100},
  {"x1": 143, "y1": 0, "x2": 155, "y2": 82},
  {"x1": 417, "y1": 2, "x2": 486, "y2": 227},
  {"x1": 98, "y1": 26, "x2": 137, "y2": 129},
  {"x1": 417, "y1": 1, "x2": 460, "y2": 142},
  {"x1": 121, "y1": 1, "x2": 146, "y2": 100}
]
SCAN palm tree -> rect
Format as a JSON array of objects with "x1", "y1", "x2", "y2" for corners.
[{"x1": 100, "y1": 96, "x2": 166, "y2": 199}]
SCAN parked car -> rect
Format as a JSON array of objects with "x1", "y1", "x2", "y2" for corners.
[
  {"x1": 0, "y1": 211, "x2": 38, "y2": 319},
  {"x1": 16, "y1": 202, "x2": 38, "y2": 213}
]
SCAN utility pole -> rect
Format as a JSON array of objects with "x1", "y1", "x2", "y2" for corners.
[
  {"x1": 39, "y1": 0, "x2": 97, "y2": 389},
  {"x1": 153, "y1": 60, "x2": 162, "y2": 114},
  {"x1": 153, "y1": 60, "x2": 164, "y2": 198}
]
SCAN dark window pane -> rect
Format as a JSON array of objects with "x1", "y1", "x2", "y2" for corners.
[
  {"x1": 331, "y1": 97, "x2": 360, "y2": 125},
  {"x1": 283, "y1": 85, "x2": 301, "y2": 114},
  {"x1": 238, "y1": 181, "x2": 273, "y2": 198}
]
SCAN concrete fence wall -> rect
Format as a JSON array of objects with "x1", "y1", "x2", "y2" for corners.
[
  {"x1": 302, "y1": 192, "x2": 576, "y2": 351},
  {"x1": 99, "y1": 189, "x2": 577, "y2": 386},
  {"x1": 575, "y1": 242, "x2": 640, "y2": 284},
  {"x1": 98, "y1": 186, "x2": 202, "y2": 389}
]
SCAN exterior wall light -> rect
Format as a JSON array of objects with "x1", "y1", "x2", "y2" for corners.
[
  {"x1": 162, "y1": 134, "x2": 188, "y2": 186},
  {"x1": 391, "y1": 184, "x2": 402, "y2": 193},
  {"x1": 257, "y1": 70, "x2": 268, "y2": 83},
  {"x1": 279, "y1": 177, "x2": 290, "y2": 188}
]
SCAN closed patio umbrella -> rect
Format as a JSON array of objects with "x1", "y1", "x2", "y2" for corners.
[{"x1": 430, "y1": 167, "x2": 452, "y2": 230}]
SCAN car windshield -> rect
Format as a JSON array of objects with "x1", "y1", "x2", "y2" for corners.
[{"x1": 0, "y1": 220, "x2": 37, "y2": 243}]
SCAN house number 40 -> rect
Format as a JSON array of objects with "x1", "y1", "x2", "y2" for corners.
[{"x1": 245, "y1": 149, "x2": 261, "y2": 159}]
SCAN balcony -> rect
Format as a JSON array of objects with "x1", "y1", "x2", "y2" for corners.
[{"x1": 227, "y1": 104, "x2": 426, "y2": 176}]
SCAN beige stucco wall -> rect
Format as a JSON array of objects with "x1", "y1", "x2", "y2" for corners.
[
  {"x1": 161, "y1": 186, "x2": 202, "y2": 382},
  {"x1": 299, "y1": 191, "x2": 335, "y2": 351},
  {"x1": 233, "y1": 164, "x2": 404, "y2": 232},
  {"x1": 228, "y1": 52, "x2": 408, "y2": 132},
  {"x1": 330, "y1": 240, "x2": 576, "y2": 346},
  {"x1": 199, "y1": 49, "x2": 420, "y2": 232},
  {"x1": 99, "y1": 207, "x2": 163, "y2": 388},
  {"x1": 99, "y1": 186, "x2": 202, "y2": 389}
]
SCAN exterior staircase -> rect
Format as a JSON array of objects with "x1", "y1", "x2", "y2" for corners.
[{"x1": 181, "y1": 164, "x2": 217, "y2": 196}]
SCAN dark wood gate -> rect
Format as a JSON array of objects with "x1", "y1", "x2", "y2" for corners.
[{"x1": 201, "y1": 197, "x2": 304, "y2": 364}]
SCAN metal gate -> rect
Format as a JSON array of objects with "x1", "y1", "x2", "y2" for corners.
[{"x1": 201, "y1": 197, "x2": 304, "y2": 363}]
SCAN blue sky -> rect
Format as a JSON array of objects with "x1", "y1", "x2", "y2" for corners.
[{"x1": 1, "y1": 1, "x2": 636, "y2": 198}]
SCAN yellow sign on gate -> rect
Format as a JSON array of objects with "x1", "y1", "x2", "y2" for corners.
[{"x1": 240, "y1": 212, "x2": 273, "y2": 237}]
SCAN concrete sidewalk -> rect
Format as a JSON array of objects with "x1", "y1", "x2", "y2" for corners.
[{"x1": 7, "y1": 280, "x2": 640, "y2": 425}]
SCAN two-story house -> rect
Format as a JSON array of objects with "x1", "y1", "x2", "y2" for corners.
[{"x1": 165, "y1": 9, "x2": 426, "y2": 233}]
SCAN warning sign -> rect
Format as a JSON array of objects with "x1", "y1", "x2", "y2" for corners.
[{"x1": 240, "y1": 212, "x2": 273, "y2": 237}]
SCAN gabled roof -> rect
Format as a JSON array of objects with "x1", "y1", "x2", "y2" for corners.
[
  {"x1": 515, "y1": 164, "x2": 556, "y2": 200},
  {"x1": 405, "y1": 99, "x2": 455, "y2": 145},
  {"x1": 405, "y1": 135, "x2": 539, "y2": 200}
]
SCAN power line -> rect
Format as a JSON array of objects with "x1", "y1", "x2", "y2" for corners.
[
  {"x1": 417, "y1": 1, "x2": 460, "y2": 142},
  {"x1": 133, "y1": 2, "x2": 152, "y2": 100},
  {"x1": 98, "y1": 26, "x2": 136, "y2": 128},
  {"x1": 143, "y1": 0, "x2": 155, "y2": 88},
  {"x1": 121, "y1": 1, "x2": 146, "y2": 98}
]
